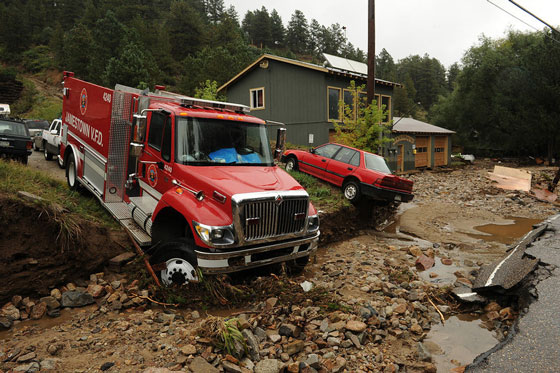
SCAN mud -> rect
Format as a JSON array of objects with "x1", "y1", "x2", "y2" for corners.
[{"x1": 0, "y1": 194, "x2": 127, "y2": 303}]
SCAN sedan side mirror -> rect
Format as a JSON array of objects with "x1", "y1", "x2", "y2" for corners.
[
  {"x1": 51, "y1": 130, "x2": 58, "y2": 135},
  {"x1": 309, "y1": 148, "x2": 315, "y2": 154}
]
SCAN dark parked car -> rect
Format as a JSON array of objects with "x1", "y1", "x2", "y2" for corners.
[
  {"x1": 0, "y1": 118, "x2": 33, "y2": 164},
  {"x1": 24, "y1": 119, "x2": 49, "y2": 150},
  {"x1": 282, "y1": 143, "x2": 414, "y2": 205}
]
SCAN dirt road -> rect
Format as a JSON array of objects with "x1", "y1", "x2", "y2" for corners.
[{"x1": 28, "y1": 149, "x2": 65, "y2": 182}]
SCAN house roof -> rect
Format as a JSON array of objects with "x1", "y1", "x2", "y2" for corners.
[
  {"x1": 392, "y1": 117, "x2": 455, "y2": 134},
  {"x1": 218, "y1": 54, "x2": 401, "y2": 92}
]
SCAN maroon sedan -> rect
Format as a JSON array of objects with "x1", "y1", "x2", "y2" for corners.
[{"x1": 282, "y1": 143, "x2": 414, "y2": 205}]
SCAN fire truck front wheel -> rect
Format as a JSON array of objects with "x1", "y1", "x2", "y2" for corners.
[{"x1": 150, "y1": 242, "x2": 198, "y2": 286}]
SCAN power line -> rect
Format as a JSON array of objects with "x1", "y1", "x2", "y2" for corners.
[
  {"x1": 486, "y1": 0, "x2": 560, "y2": 45},
  {"x1": 508, "y1": 0, "x2": 560, "y2": 35}
]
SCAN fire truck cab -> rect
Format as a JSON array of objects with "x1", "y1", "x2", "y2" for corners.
[{"x1": 60, "y1": 73, "x2": 319, "y2": 285}]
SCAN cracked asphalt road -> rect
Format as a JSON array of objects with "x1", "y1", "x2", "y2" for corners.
[{"x1": 468, "y1": 215, "x2": 560, "y2": 373}]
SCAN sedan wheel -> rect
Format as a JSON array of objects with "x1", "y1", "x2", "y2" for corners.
[
  {"x1": 285, "y1": 157, "x2": 298, "y2": 171},
  {"x1": 343, "y1": 180, "x2": 361, "y2": 203}
]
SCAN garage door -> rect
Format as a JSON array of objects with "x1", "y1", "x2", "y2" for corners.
[
  {"x1": 434, "y1": 136, "x2": 447, "y2": 167},
  {"x1": 415, "y1": 136, "x2": 429, "y2": 167}
]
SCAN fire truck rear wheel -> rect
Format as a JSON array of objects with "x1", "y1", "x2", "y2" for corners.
[
  {"x1": 66, "y1": 156, "x2": 79, "y2": 190},
  {"x1": 151, "y1": 243, "x2": 198, "y2": 286}
]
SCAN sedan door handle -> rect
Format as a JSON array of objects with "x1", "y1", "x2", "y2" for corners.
[
  {"x1": 321, "y1": 159, "x2": 326, "y2": 162},
  {"x1": 347, "y1": 167, "x2": 353, "y2": 171}
]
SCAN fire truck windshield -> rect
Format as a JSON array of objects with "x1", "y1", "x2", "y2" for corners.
[{"x1": 176, "y1": 117, "x2": 274, "y2": 166}]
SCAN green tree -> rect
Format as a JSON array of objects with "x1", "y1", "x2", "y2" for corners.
[
  {"x1": 242, "y1": 7, "x2": 272, "y2": 48},
  {"x1": 103, "y1": 41, "x2": 158, "y2": 88},
  {"x1": 166, "y1": 0, "x2": 206, "y2": 61},
  {"x1": 333, "y1": 81, "x2": 392, "y2": 153},
  {"x1": 376, "y1": 48, "x2": 396, "y2": 81},
  {"x1": 270, "y1": 9, "x2": 285, "y2": 48},
  {"x1": 286, "y1": 10, "x2": 310, "y2": 54},
  {"x1": 194, "y1": 80, "x2": 225, "y2": 101},
  {"x1": 62, "y1": 23, "x2": 95, "y2": 80}
]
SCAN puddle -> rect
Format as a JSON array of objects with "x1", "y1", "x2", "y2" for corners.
[
  {"x1": 468, "y1": 217, "x2": 542, "y2": 245},
  {"x1": 417, "y1": 257, "x2": 473, "y2": 286},
  {"x1": 425, "y1": 314, "x2": 499, "y2": 372},
  {"x1": 0, "y1": 306, "x2": 90, "y2": 341}
]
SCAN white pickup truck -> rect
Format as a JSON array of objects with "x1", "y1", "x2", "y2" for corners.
[{"x1": 42, "y1": 118, "x2": 64, "y2": 168}]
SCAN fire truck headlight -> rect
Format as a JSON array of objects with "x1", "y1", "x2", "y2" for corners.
[
  {"x1": 307, "y1": 214, "x2": 319, "y2": 233},
  {"x1": 193, "y1": 221, "x2": 235, "y2": 247}
]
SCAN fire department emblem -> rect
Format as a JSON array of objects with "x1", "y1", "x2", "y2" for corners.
[
  {"x1": 80, "y1": 88, "x2": 88, "y2": 115},
  {"x1": 274, "y1": 194, "x2": 283, "y2": 206},
  {"x1": 147, "y1": 164, "x2": 158, "y2": 187}
]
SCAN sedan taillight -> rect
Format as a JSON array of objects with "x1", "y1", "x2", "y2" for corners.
[{"x1": 26, "y1": 141, "x2": 32, "y2": 150}]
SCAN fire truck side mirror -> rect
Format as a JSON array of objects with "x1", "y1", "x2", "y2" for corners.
[
  {"x1": 274, "y1": 128, "x2": 287, "y2": 161},
  {"x1": 132, "y1": 114, "x2": 147, "y2": 143}
]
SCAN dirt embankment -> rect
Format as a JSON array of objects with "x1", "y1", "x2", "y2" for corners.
[{"x1": 0, "y1": 194, "x2": 127, "y2": 303}]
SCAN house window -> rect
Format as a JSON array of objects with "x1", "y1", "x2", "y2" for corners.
[
  {"x1": 343, "y1": 89, "x2": 355, "y2": 118},
  {"x1": 381, "y1": 95, "x2": 391, "y2": 122},
  {"x1": 250, "y1": 88, "x2": 265, "y2": 109},
  {"x1": 328, "y1": 87, "x2": 341, "y2": 121}
]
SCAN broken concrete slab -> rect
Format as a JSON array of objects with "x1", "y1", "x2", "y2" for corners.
[
  {"x1": 487, "y1": 166, "x2": 531, "y2": 192},
  {"x1": 472, "y1": 223, "x2": 547, "y2": 293}
]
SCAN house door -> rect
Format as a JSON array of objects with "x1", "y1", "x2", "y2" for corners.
[
  {"x1": 397, "y1": 144, "x2": 404, "y2": 172},
  {"x1": 434, "y1": 136, "x2": 447, "y2": 167},
  {"x1": 415, "y1": 136, "x2": 429, "y2": 168}
]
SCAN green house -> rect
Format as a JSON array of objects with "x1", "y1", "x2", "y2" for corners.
[{"x1": 218, "y1": 53, "x2": 400, "y2": 147}]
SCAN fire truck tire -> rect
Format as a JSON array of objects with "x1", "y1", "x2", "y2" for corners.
[
  {"x1": 43, "y1": 142, "x2": 52, "y2": 160},
  {"x1": 286, "y1": 255, "x2": 310, "y2": 274},
  {"x1": 66, "y1": 156, "x2": 79, "y2": 190},
  {"x1": 150, "y1": 242, "x2": 198, "y2": 286},
  {"x1": 285, "y1": 157, "x2": 298, "y2": 171}
]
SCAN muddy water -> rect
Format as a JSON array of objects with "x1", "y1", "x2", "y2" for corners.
[
  {"x1": 468, "y1": 217, "x2": 542, "y2": 245},
  {"x1": 425, "y1": 314, "x2": 498, "y2": 372}
]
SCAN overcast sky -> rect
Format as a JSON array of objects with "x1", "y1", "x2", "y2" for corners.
[{"x1": 225, "y1": 0, "x2": 560, "y2": 68}]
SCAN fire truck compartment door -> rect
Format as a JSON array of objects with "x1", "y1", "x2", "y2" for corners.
[{"x1": 83, "y1": 149, "x2": 106, "y2": 194}]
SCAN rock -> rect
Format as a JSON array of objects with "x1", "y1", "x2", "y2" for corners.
[
  {"x1": 265, "y1": 297, "x2": 278, "y2": 309},
  {"x1": 191, "y1": 310, "x2": 200, "y2": 319},
  {"x1": 30, "y1": 302, "x2": 47, "y2": 320},
  {"x1": 222, "y1": 360, "x2": 244, "y2": 373},
  {"x1": 87, "y1": 284, "x2": 105, "y2": 298},
  {"x1": 110, "y1": 280, "x2": 121, "y2": 290},
  {"x1": 411, "y1": 324, "x2": 423, "y2": 334},
  {"x1": 268, "y1": 334, "x2": 281, "y2": 343},
  {"x1": 47, "y1": 308, "x2": 61, "y2": 318},
  {"x1": 61, "y1": 291, "x2": 94, "y2": 308},
  {"x1": 190, "y1": 356, "x2": 219, "y2": 373},
  {"x1": 107, "y1": 292, "x2": 120, "y2": 303},
  {"x1": 423, "y1": 341, "x2": 443, "y2": 355},
  {"x1": 285, "y1": 340, "x2": 304, "y2": 355},
  {"x1": 279, "y1": 353, "x2": 290, "y2": 362},
  {"x1": 333, "y1": 357, "x2": 347, "y2": 373},
  {"x1": 429, "y1": 272, "x2": 439, "y2": 278},
  {"x1": 241, "y1": 358, "x2": 255, "y2": 371},
  {"x1": 254, "y1": 327, "x2": 267, "y2": 341},
  {"x1": 180, "y1": 344, "x2": 197, "y2": 355},
  {"x1": 486, "y1": 311, "x2": 500, "y2": 321},
  {"x1": 47, "y1": 344, "x2": 61, "y2": 356},
  {"x1": 40, "y1": 358, "x2": 59, "y2": 370},
  {"x1": 142, "y1": 369, "x2": 183, "y2": 373},
  {"x1": 484, "y1": 302, "x2": 501, "y2": 312},
  {"x1": 39, "y1": 296, "x2": 60, "y2": 310},
  {"x1": 17, "y1": 352, "x2": 36, "y2": 363},
  {"x1": 417, "y1": 342, "x2": 432, "y2": 362},
  {"x1": 437, "y1": 305, "x2": 450, "y2": 313},
  {"x1": 415, "y1": 255, "x2": 435, "y2": 271},
  {"x1": 499, "y1": 307, "x2": 514, "y2": 320},
  {"x1": 327, "y1": 337, "x2": 341, "y2": 346},
  {"x1": 109, "y1": 252, "x2": 136, "y2": 271},
  {"x1": 255, "y1": 359, "x2": 281, "y2": 373},
  {"x1": 279, "y1": 323, "x2": 301, "y2": 338},
  {"x1": 393, "y1": 303, "x2": 407, "y2": 314},
  {"x1": 455, "y1": 278, "x2": 472, "y2": 287},
  {"x1": 11, "y1": 295, "x2": 22, "y2": 308},
  {"x1": 408, "y1": 246, "x2": 423, "y2": 257},
  {"x1": 13, "y1": 362, "x2": 40, "y2": 372},
  {"x1": 1, "y1": 302, "x2": 20, "y2": 320},
  {"x1": 345, "y1": 320, "x2": 367, "y2": 333},
  {"x1": 305, "y1": 354, "x2": 321, "y2": 369},
  {"x1": 0, "y1": 316, "x2": 13, "y2": 329},
  {"x1": 242, "y1": 329, "x2": 261, "y2": 362},
  {"x1": 287, "y1": 362, "x2": 299, "y2": 372},
  {"x1": 441, "y1": 258, "x2": 453, "y2": 265},
  {"x1": 100, "y1": 362, "x2": 115, "y2": 371}
]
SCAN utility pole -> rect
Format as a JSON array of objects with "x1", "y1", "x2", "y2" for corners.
[{"x1": 367, "y1": 0, "x2": 375, "y2": 105}]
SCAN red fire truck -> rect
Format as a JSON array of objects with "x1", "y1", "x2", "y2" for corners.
[{"x1": 59, "y1": 72, "x2": 319, "y2": 285}]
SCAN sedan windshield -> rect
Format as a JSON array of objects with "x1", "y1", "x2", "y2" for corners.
[
  {"x1": 176, "y1": 117, "x2": 273, "y2": 166},
  {"x1": 364, "y1": 153, "x2": 392, "y2": 174},
  {"x1": 0, "y1": 120, "x2": 28, "y2": 136}
]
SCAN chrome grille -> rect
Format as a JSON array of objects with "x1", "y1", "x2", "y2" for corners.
[{"x1": 242, "y1": 198, "x2": 308, "y2": 240}]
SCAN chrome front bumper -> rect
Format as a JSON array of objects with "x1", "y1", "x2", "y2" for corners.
[{"x1": 195, "y1": 232, "x2": 319, "y2": 274}]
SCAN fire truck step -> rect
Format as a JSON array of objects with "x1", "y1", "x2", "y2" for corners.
[
  {"x1": 121, "y1": 218, "x2": 152, "y2": 247},
  {"x1": 104, "y1": 202, "x2": 132, "y2": 220}
]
